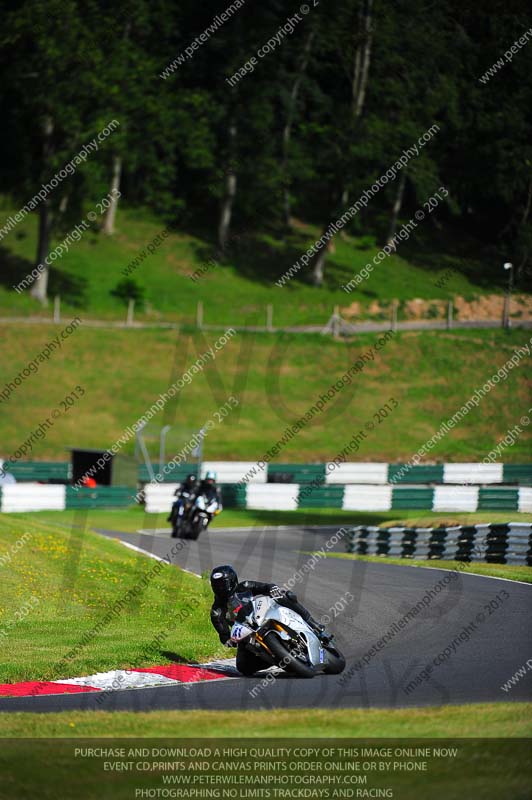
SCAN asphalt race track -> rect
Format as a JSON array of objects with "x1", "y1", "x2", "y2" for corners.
[{"x1": 1, "y1": 524, "x2": 531, "y2": 713}]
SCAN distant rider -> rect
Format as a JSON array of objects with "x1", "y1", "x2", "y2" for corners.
[
  {"x1": 197, "y1": 470, "x2": 222, "y2": 509},
  {"x1": 167, "y1": 473, "x2": 197, "y2": 527},
  {"x1": 209, "y1": 565, "x2": 328, "y2": 676}
]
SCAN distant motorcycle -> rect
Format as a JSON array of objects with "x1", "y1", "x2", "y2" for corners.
[
  {"x1": 170, "y1": 490, "x2": 195, "y2": 538},
  {"x1": 173, "y1": 492, "x2": 221, "y2": 540},
  {"x1": 228, "y1": 591, "x2": 345, "y2": 678}
]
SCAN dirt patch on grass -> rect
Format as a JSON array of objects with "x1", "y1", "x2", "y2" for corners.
[
  {"x1": 455, "y1": 294, "x2": 532, "y2": 321},
  {"x1": 341, "y1": 294, "x2": 532, "y2": 321}
]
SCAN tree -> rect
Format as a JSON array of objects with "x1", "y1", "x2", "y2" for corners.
[
  {"x1": 281, "y1": 30, "x2": 315, "y2": 229},
  {"x1": 0, "y1": 0, "x2": 96, "y2": 303}
]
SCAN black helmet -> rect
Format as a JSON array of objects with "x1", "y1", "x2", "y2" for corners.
[
  {"x1": 185, "y1": 474, "x2": 197, "y2": 487},
  {"x1": 210, "y1": 565, "x2": 238, "y2": 599}
]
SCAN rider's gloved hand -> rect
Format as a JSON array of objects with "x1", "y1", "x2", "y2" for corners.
[
  {"x1": 223, "y1": 638, "x2": 237, "y2": 648},
  {"x1": 269, "y1": 585, "x2": 286, "y2": 600}
]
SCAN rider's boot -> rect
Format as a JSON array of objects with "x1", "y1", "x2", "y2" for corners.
[{"x1": 306, "y1": 615, "x2": 331, "y2": 644}]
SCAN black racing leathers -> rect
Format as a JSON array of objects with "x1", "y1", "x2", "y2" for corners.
[
  {"x1": 197, "y1": 480, "x2": 223, "y2": 508},
  {"x1": 210, "y1": 581, "x2": 316, "y2": 646}
]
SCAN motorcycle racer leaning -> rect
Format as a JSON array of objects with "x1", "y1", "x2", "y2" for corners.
[{"x1": 210, "y1": 565, "x2": 328, "y2": 676}]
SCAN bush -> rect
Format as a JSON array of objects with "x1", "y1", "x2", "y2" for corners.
[{"x1": 111, "y1": 278, "x2": 145, "y2": 307}]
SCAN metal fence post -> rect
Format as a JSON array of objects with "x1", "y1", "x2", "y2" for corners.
[
  {"x1": 266, "y1": 303, "x2": 273, "y2": 332},
  {"x1": 197, "y1": 300, "x2": 204, "y2": 330},
  {"x1": 332, "y1": 305, "x2": 340, "y2": 338},
  {"x1": 53, "y1": 295, "x2": 61, "y2": 323},
  {"x1": 126, "y1": 298, "x2": 135, "y2": 326},
  {"x1": 502, "y1": 294, "x2": 510, "y2": 328}
]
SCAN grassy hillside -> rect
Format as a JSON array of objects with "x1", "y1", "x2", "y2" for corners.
[
  {"x1": 0, "y1": 201, "x2": 513, "y2": 327},
  {"x1": 0, "y1": 324, "x2": 530, "y2": 462}
]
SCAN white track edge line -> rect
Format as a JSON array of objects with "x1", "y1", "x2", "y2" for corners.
[
  {"x1": 118, "y1": 539, "x2": 201, "y2": 578},
  {"x1": 137, "y1": 525, "x2": 342, "y2": 535}
]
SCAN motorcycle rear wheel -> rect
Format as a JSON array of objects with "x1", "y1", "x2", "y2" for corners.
[{"x1": 266, "y1": 632, "x2": 316, "y2": 678}]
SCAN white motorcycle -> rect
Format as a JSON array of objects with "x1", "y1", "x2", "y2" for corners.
[
  {"x1": 228, "y1": 591, "x2": 345, "y2": 678},
  {"x1": 181, "y1": 492, "x2": 221, "y2": 540}
]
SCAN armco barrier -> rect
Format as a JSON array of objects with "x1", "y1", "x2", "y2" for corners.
[
  {"x1": 144, "y1": 483, "x2": 247, "y2": 513},
  {"x1": 220, "y1": 483, "x2": 247, "y2": 509},
  {"x1": 246, "y1": 483, "x2": 299, "y2": 511},
  {"x1": 7, "y1": 461, "x2": 71, "y2": 482},
  {"x1": 0, "y1": 483, "x2": 66, "y2": 513},
  {"x1": 442, "y1": 463, "x2": 503, "y2": 484},
  {"x1": 144, "y1": 484, "x2": 178, "y2": 514},
  {"x1": 432, "y1": 486, "x2": 479, "y2": 512},
  {"x1": 519, "y1": 487, "x2": 532, "y2": 512},
  {"x1": 298, "y1": 485, "x2": 345, "y2": 508},
  {"x1": 387, "y1": 464, "x2": 444, "y2": 484},
  {"x1": 203, "y1": 462, "x2": 267, "y2": 484},
  {"x1": 478, "y1": 487, "x2": 519, "y2": 511},
  {"x1": 121, "y1": 461, "x2": 267, "y2": 485},
  {"x1": 2, "y1": 482, "x2": 532, "y2": 513},
  {"x1": 4, "y1": 461, "x2": 532, "y2": 486},
  {"x1": 503, "y1": 464, "x2": 532, "y2": 484},
  {"x1": 268, "y1": 464, "x2": 325, "y2": 485},
  {"x1": 391, "y1": 486, "x2": 434, "y2": 509},
  {"x1": 0, "y1": 486, "x2": 135, "y2": 512},
  {"x1": 326, "y1": 463, "x2": 388, "y2": 485},
  {"x1": 342, "y1": 484, "x2": 392, "y2": 511},
  {"x1": 346, "y1": 523, "x2": 532, "y2": 565},
  {"x1": 65, "y1": 487, "x2": 136, "y2": 509}
]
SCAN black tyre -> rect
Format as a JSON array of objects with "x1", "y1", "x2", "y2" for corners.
[
  {"x1": 266, "y1": 631, "x2": 316, "y2": 678},
  {"x1": 186, "y1": 521, "x2": 202, "y2": 540},
  {"x1": 323, "y1": 645, "x2": 346, "y2": 675},
  {"x1": 236, "y1": 646, "x2": 267, "y2": 676}
]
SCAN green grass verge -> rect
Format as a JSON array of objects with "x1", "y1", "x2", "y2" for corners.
[
  {"x1": 0, "y1": 515, "x2": 225, "y2": 684},
  {"x1": 17, "y1": 507, "x2": 400, "y2": 534},
  {"x1": 1, "y1": 707, "x2": 530, "y2": 800},
  {"x1": 325, "y1": 553, "x2": 532, "y2": 584},
  {"x1": 0, "y1": 325, "x2": 531, "y2": 462},
  {"x1": 373, "y1": 511, "x2": 532, "y2": 527},
  {"x1": 1, "y1": 703, "x2": 530, "y2": 738},
  {"x1": 19, "y1": 507, "x2": 532, "y2": 535}
]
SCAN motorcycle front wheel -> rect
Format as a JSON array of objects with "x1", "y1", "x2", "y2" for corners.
[
  {"x1": 266, "y1": 632, "x2": 316, "y2": 678},
  {"x1": 322, "y1": 645, "x2": 346, "y2": 675},
  {"x1": 185, "y1": 520, "x2": 202, "y2": 540}
]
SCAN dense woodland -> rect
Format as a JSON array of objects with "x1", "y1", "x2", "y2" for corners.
[{"x1": 1, "y1": 0, "x2": 531, "y2": 303}]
